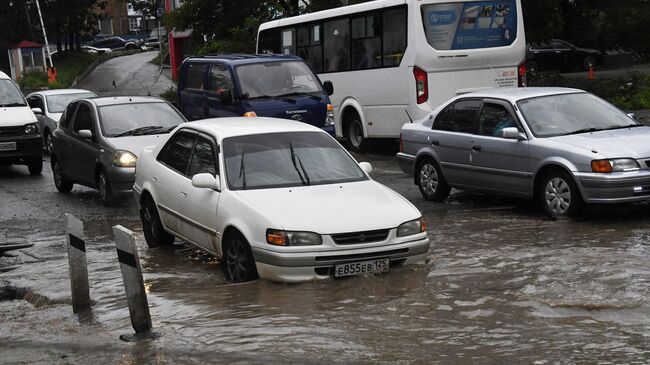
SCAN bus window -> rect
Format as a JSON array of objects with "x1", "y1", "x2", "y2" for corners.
[
  {"x1": 297, "y1": 25, "x2": 323, "y2": 73},
  {"x1": 282, "y1": 28, "x2": 296, "y2": 55},
  {"x1": 351, "y1": 14, "x2": 382, "y2": 70},
  {"x1": 324, "y1": 19, "x2": 350, "y2": 72},
  {"x1": 421, "y1": 1, "x2": 517, "y2": 50},
  {"x1": 259, "y1": 28, "x2": 281, "y2": 54},
  {"x1": 383, "y1": 7, "x2": 407, "y2": 67}
]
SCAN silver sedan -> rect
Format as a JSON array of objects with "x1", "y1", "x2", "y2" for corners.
[{"x1": 397, "y1": 87, "x2": 650, "y2": 218}]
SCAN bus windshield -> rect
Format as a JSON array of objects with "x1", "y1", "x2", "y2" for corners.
[
  {"x1": 236, "y1": 61, "x2": 323, "y2": 100},
  {"x1": 421, "y1": 1, "x2": 517, "y2": 50}
]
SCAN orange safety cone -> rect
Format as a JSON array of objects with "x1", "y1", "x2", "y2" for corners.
[{"x1": 587, "y1": 66, "x2": 595, "y2": 80}]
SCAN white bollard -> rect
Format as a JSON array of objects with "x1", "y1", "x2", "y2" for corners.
[
  {"x1": 66, "y1": 214, "x2": 91, "y2": 313},
  {"x1": 113, "y1": 225, "x2": 153, "y2": 335}
]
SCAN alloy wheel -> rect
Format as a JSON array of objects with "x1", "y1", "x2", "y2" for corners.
[
  {"x1": 225, "y1": 239, "x2": 249, "y2": 282},
  {"x1": 419, "y1": 163, "x2": 439, "y2": 195},
  {"x1": 544, "y1": 177, "x2": 571, "y2": 215}
]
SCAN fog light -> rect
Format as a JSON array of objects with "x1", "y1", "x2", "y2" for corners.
[{"x1": 634, "y1": 186, "x2": 643, "y2": 192}]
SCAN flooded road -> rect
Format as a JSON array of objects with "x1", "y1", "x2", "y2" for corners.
[{"x1": 2, "y1": 152, "x2": 650, "y2": 363}]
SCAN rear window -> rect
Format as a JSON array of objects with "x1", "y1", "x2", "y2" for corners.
[{"x1": 421, "y1": 1, "x2": 517, "y2": 50}]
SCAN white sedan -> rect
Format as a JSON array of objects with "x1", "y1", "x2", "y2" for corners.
[{"x1": 133, "y1": 117, "x2": 430, "y2": 283}]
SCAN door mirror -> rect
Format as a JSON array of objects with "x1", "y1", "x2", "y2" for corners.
[
  {"x1": 323, "y1": 81, "x2": 334, "y2": 96},
  {"x1": 220, "y1": 90, "x2": 233, "y2": 105},
  {"x1": 192, "y1": 173, "x2": 221, "y2": 191},
  {"x1": 501, "y1": 127, "x2": 525, "y2": 140},
  {"x1": 32, "y1": 107, "x2": 43, "y2": 115},
  {"x1": 359, "y1": 162, "x2": 373, "y2": 175},
  {"x1": 78, "y1": 129, "x2": 93, "y2": 140},
  {"x1": 627, "y1": 113, "x2": 637, "y2": 121}
]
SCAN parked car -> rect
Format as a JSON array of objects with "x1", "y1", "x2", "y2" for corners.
[
  {"x1": 144, "y1": 27, "x2": 167, "y2": 49},
  {"x1": 397, "y1": 88, "x2": 650, "y2": 218},
  {"x1": 81, "y1": 45, "x2": 113, "y2": 55},
  {"x1": 134, "y1": 117, "x2": 430, "y2": 283},
  {"x1": 50, "y1": 96, "x2": 186, "y2": 205},
  {"x1": 91, "y1": 36, "x2": 142, "y2": 51},
  {"x1": 177, "y1": 54, "x2": 335, "y2": 135},
  {"x1": 526, "y1": 39, "x2": 602, "y2": 73},
  {"x1": 0, "y1": 71, "x2": 42, "y2": 175},
  {"x1": 26, "y1": 89, "x2": 97, "y2": 153}
]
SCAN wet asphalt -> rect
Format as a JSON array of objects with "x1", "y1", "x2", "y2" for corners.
[{"x1": 2, "y1": 54, "x2": 650, "y2": 363}]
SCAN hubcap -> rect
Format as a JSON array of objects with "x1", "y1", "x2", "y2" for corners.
[
  {"x1": 544, "y1": 177, "x2": 571, "y2": 215},
  {"x1": 143, "y1": 204, "x2": 157, "y2": 239},
  {"x1": 226, "y1": 240, "x2": 248, "y2": 281},
  {"x1": 349, "y1": 121, "x2": 363, "y2": 147},
  {"x1": 419, "y1": 164, "x2": 439, "y2": 196}
]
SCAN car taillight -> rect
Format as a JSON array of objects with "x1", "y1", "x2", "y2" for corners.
[
  {"x1": 518, "y1": 60, "x2": 527, "y2": 87},
  {"x1": 413, "y1": 66, "x2": 428, "y2": 104}
]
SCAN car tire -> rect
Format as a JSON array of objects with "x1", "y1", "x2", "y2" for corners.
[
  {"x1": 52, "y1": 158, "x2": 73, "y2": 193},
  {"x1": 583, "y1": 55, "x2": 597, "y2": 70},
  {"x1": 222, "y1": 232, "x2": 258, "y2": 283},
  {"x1": 97, "y1": 168, "x2": 115, "y2": 206},
  {"x1": 417, "y1": 158, "x2": 450, "y2": 202},
  {"x1": 345, "y1": 116, "x2": 367, "y2": 153},
  {"x1": 27, "y1": 157, "x2": 42, "y2": 175},
  {"x1": 141, "y1": 196, "x2": 174, "y2": 248},
  {"x1": 539, "y1": 170, "x2": 582, "y2": 218},
  {"x1": 43, "y1": 129, "x2": 53, "y2": 154}
]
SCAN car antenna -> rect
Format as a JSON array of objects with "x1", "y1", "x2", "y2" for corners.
[{"x1": 404, "y1": 109, "x2": 413, "y2": 123}]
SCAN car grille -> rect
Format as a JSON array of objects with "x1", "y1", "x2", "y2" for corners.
[
  {"x1": 0, "y1": 126, "x2": 23, "y2": 137},
  {"x1": 315, "y1": 248, "x2": 409, "y2": 262},
  {"x1": 331, "y1": 229, "x2": 390, "y2": 245}
]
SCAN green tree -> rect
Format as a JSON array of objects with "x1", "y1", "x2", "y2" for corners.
[{"x1": 131, "y1": 0, "x2": 163, "y2": 33}]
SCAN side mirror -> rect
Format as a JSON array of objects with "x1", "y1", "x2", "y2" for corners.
[
  {"x1": 220, "y1": 90, "x2": 233, "y2": 105},
  {"x1": 192, "y1": 173, "x2": 221, "y2": 191},
  {"x1": 323, "y1": 81, "x2": 334, "y2": 96},
  {"x1": 32, "y1": 107, "x2": 43, "y2": 115},
  {"x1": 78, "y1": 129, "x2": 93, "y2": 140},
  {"x1": 627, "y1": 113, "x2": 637, "y2": 121},
  {"x1": 501, "y1": 127, "x2": 525, "y2": 140},
  {"x1": 359, "y1": 162, "x2": 373, "y2": 175}
]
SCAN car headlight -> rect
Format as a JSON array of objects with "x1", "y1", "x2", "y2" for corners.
[
  {"x1": 591, "y1": 158, "x2": 639, "y2": 173},
  {"x1": 397, "y1": 217, "x2": 427, "y2": 237},
  {"x1": 112, "y1": 150, "x2": 137, "y2": 167},
  {"x1": 325, "y1": 104, "x2": 335, "y2": 126},
  {"x1": 23, "y1": 123, "x2": 38, "y2": 134},
  {"x1": 266, "y1": 229, "x2": 322, "y2": 246}
]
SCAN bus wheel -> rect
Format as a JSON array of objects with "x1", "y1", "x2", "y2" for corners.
[{"x1": 346, "y1": 116, "x2": 367, "y2": 153}]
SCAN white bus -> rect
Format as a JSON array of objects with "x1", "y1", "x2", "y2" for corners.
[{"x1": 258, "y1": 0, "x2": 526, "y2": 152}]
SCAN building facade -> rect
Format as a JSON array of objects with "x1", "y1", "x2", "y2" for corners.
[{"x1": 97, "y1": 0, "x2": 130, "y2": 36}]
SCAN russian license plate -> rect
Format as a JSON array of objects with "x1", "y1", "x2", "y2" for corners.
[
  {"x1": 0, "y1": 142, "x2": 16, "y2": 151},
  {"x1": 334, "y1": 258, "x2": 389, "y2": 278}
]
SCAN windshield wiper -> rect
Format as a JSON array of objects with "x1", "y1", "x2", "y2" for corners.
[
  {"x1": 604, "y1": 124, "x2": 643, "y2": 130},
  {"x1": 289, "y1": 141, "x2": 310, "y2": 186},
  {"x1": 239, "y1": 148, "x2": 247, "y2": 190},
  {"x1": 0, "y1": 102, "x2": 27, "y2": 107},
  {"x1": 566, "y1": 127, "x2": 604, "y2": 135},
  {"x1": 247, "y1": 94, "x2": 294, "y2": 102},
  {"x1": 112, "y1": 126, "x2": 164, "y2": 137},
  {"x1": 276, "y1": 92, "x2": 320, "y2": 100}
]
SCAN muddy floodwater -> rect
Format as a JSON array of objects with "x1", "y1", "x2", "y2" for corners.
[{"x1": 2, "y1": 153, "x2": 650, "y2": 364}]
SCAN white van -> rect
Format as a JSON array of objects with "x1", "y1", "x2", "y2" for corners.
[{"x1": 0, "y1": 71, "x2": 43, "y2": 174}]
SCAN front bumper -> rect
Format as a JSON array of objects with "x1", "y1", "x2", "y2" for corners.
[
  {"x1": 396, "y1": 152, "x2": 416, "y2": 177},
  {"x1": 252, "y1": 236, "x2": 431, "y2": 283},
  {"x1": 575, "y1": 170, "x2": 650, "y2": 203},
  {"x1": 0, "y1": 134, "x2": 42, "y2": 165},
  {"x1": 105, "y1": 165, "x2": 136, "y2": 196}
]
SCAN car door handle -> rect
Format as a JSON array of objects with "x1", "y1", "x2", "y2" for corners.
[
  {"x1": 472, "y1": 145, "x2": 482, "y2": 152},
  {"x1": 152, "y1": 176, "x2": 158, "y2": 182},
  {"x1": 431, "y1": 140, "x2": 439, "y2": 146},
  {"x1": 180, "y1": 191, "x2": 187, "y2": 198}
]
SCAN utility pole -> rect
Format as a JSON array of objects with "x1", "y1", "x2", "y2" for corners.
[{"x1": 34, "y1": 0, "x2": 53, "y2": 68}]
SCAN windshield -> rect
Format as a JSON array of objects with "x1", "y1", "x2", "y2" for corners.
[
  {"x1": 0, "y1": 79, "x2": 27, "y2": 107},
  {"x1": 46, "y1": 93, "x2": 96, "y2": 113},
  {"x1": 517, "y1": 93, "x2": 638, "y2": 137},
  {"x1": 224, "y1": 132, "x2": 367, "y2": 190},
  {"x1": 421, "y1": 1, "x2": 518, "y2": 50},
  {"x1": 236, "y1": 61, "x2": 322, "y2": 100},
  {"x1": 98, "y1": 102, "x2": 186, "y2": 137}
]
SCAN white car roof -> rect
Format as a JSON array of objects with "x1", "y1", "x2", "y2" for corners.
[
  {"x1": 185, "y1": 117, "x2": 325, "y2": 139},
  {"x1": 0, "y1": 71, "x2": 10, "y2": 80},
  {"x1": 459, "y1": 87, "x2": 585, "y2": 103},
  {"x1": 27, "y1": 89, "x2": 96, "y2": 97}
]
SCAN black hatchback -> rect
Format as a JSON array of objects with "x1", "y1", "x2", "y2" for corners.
[{"x1": 526, "y1": 39, "x2": 602, "y2": 73}]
